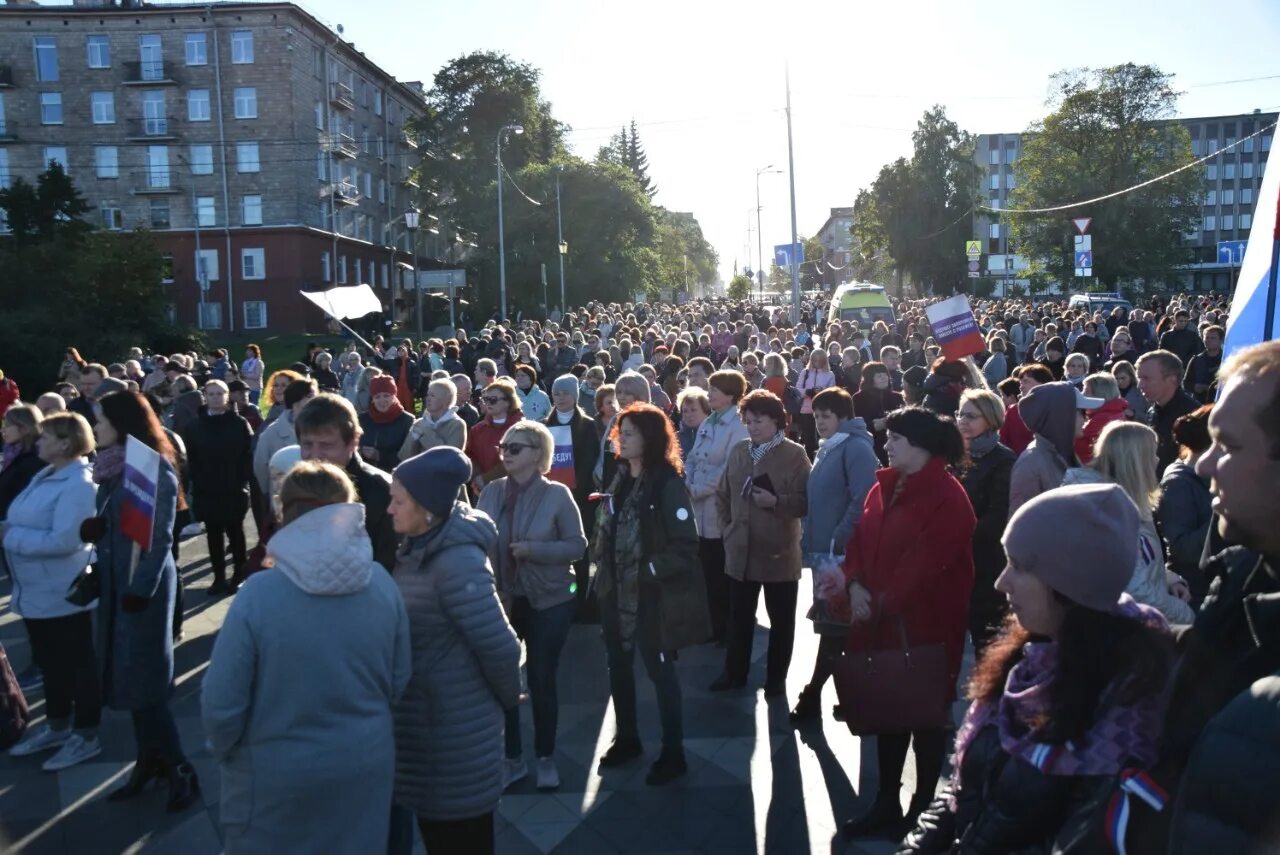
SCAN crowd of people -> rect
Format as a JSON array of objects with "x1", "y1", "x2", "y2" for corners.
[{"x1": 0, "y1": 287, "x2": 1277, "y2": 853}]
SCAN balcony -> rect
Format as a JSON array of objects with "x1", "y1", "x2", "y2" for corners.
[
  {"x1": 329, "y1": 81, "x2": 355, "y2": 111},
  {"x1": 0, "y1": 121, "x2": 17, "y2": 143},
  {"x1": 400, "y1": 173, "x2": 419, "y2": 189},
  {"x1": 331, "y1": 182, "x2": 361, "y2": 207},
  {"x1": 400, "y1": 130, "x2": 418, "y2": 149},
  {"x1": 330, "y1": 131, "x2": 358, "y2": 159},
  {"x1": 123, "y1": 60, "x2": 179, "y2": 86},
  {"x1": 0, "y1": 64, "x2": 14, "y2": 89},
  {"x1": 126, "y1": 117, "x2": 178, "y2": 141},
  {"x1": 132, "y1": 169, "x2": 182, "y2": 195}
]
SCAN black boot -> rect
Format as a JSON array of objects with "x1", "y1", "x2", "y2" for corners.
[
  {"x1": 843, "y1": 791, "x2": 904, "y2": 839},
  {"x1": 108, "y1": 751, "x2": 164, "y2": 801},
  {"x1": 645, "y1": 747, "x2": 688, "y2": 786},
  {"x1": 597, "y1": 738, "x2": 643, "y2": 769},
  {"x1": 166, "y1": 760, "x2": 201, "y2": 813},
  {"x1": 788, "y1": 686, "x2": 821, "y2": 724},
  {"x1": 901, "y1": 791, "x2": 934, "y2": 837}
]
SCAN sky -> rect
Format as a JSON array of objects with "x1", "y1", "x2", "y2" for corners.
[{"x1": 199, "y1": 0, "x2": 1280, "y2": 282}]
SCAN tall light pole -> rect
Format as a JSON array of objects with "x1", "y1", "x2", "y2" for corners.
[
  {"x1": 756, "y1": 165, "x2": 780, "y2": 301},
  {"x1": 555, "y1": 165, "x2": 566, "y2": 316},
  {"x1": 784, "y1": 66, "x2": 801, "y2": 323},
  {"x1": 405, "y1": 208, "x2": 422, "y2": 341},
  {"x1": 495, "y1": 123, "x2": 524, "y2": 322}
]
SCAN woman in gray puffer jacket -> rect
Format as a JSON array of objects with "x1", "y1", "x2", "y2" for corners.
[{"x1": 390, "y1": 447, "x2": 521, "y2": 855}]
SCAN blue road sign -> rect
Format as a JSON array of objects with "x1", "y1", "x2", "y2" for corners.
[
  {"x1": 774, "y1": 242, "x2": 804, "y2": 269},
  {"x1": 1217, "y1": 240, "x2": 1248, "y2": 264},
  {"x1": 1075, "y1": 251, "x2": 1093, "y2": 268}
]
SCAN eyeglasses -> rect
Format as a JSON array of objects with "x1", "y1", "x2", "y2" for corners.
[
  {"x1": 482, "y1": 396, "x2": 505, "y2": 405},
  {"x1": 498, "y1": 442, "x2": 532, "y2": 455},
  {"x1": 954, "y1": 411, "x2": 983, "y2": 422}
]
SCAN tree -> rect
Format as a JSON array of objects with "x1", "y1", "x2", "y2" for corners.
[
  {"x1": 1009, "y1": 64, "x2": 1201, "y2": 289},
  {"x1": 624, "y1": 120, "x2": 656, "y2": 197},
  {"x1": 727, "y1": 273, "x2": 754, "y2": 301},
  {"x1": 851, "y1": 106, "x2": 980, "y2": 297},
  {"x1": 0, "y1": 162, "x2": 92, "y2": 246}
]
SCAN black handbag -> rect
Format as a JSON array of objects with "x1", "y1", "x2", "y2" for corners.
[{"x1": 65, "y1": 565, "x2": 100, "y2": 607}]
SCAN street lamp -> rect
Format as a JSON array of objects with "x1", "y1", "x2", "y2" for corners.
[
  {"x1": 555, "y1": 165, "x2": 566, "y2": 317},
  {"x1": 496, "y1": 123, "x2": 525, "y2": 322},
  {"x1": 405, "y1": 207, "x2": 422, "y2": 341},
  {"x1": 756, "y1": 165, "x2": 782, "y2": 300}
]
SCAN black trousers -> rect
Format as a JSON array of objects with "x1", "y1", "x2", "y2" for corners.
[
  {"x1": 876, "y1": 728, "x2": 948, "y2": 803},
  {"x1": 171, "y1": 507, "x2": 189, "y2": 637},
  {"x1": 24, "y1": 612, "x2": 101, "y2": 730},
  {"x1": 796, "y1": 412, "x2": 818, "y2": 458},
  {"x1": 417, "y1": 812, "x2": 494, "y2": 855},
  {"x1": 206, "y1": 517, "x2": 247, "y2": 582},
  {"x1": 699, "y1": 537, "x2": 730, "y2": 642},
  {"x1": 805, "y1": 633, "x2": 847, "y2": 693},
  {"x1": 724, "y1": 578, "x2": 798, "y2": 685}
]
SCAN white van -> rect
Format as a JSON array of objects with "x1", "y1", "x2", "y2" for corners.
[{"x1": 1068, "y1": 292, "x2": 1132, "y2": 317}]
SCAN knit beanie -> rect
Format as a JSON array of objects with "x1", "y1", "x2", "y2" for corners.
[
  {"x1": 1002, "y1": 483, "x2": 1138, "y2": 613},
  {"x1": 94, "y1": 377, "x2": 129, "y2": 399},
  {"x1": 369, "y1": 375, "x2": 397, "y2": 397},
  {"x1": 393, "y1": 446, "x2": 472, "y2": 518},
  {"x1": 552, "y1": 374, "x2": 580, "y2": 397}
]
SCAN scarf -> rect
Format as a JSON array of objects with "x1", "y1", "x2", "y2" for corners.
[
  {"x1": 419, "y1": 407, "x2": 458, "y2": 429},
  {"x1": 368, "y1": 396, "x2": 406, "y2": 425},
  {"x1": 396, "y1": 359, "x2": 413, "y2": 412},
  {"x1": 812, "y1": 431, "x2": 849, "y2": 472},
  {"x1": 968, "y1": 431, "x2": 999, "y2": 459},
  {"x1": 93, "y1": 444, "x2": 126, "y2": 484},
  {"x1": 952, "y1": 597, "x2": 1167, "y2": 790},
  {"x1": 499, "y1": 476, "x2": 534, "y2": 595},
  {"x1": 750, "y1": 431, "x2": 784, "y2": 464},
  {"x1": 1, "y1": 442, "x2": 19, "y2": 472}
]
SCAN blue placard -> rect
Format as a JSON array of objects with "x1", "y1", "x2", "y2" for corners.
[
  {"x1": 1217, "y1": 240, "x2": 1248, "y2": 264},
  {"x1": 774, "y1": 242, "x2": 804, "y2": 269},
  {"x1": 1075, "y1": 251, "x2": 1093, "y2": 268}
]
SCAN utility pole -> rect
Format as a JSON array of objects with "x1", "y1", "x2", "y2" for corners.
[
  {"x1": 784, "y1": 65, "x2": 801, "y2": 322},
  {"x1": 555, "y1": 166, "x2": 566, "y2": 315}
]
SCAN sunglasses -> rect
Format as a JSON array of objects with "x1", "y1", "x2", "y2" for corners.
[
  {"x1": 498, "y1": 442, "x2": 533, "y2": 455},
  {"x1": 482, "y1": 396, "x2": 506, "y2": 405}
]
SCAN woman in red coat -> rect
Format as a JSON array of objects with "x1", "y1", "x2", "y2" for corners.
[
  {"x1": 464, "y1": 377, "x2": 523, "y2": 496},
  {"x1": 841, "y1": 406, "x2": 976, "y2": 841}
]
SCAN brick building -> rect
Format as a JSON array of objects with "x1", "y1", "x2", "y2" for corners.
[{"x1": 0, "y1": 0, "x2": 436, "y2": 333}]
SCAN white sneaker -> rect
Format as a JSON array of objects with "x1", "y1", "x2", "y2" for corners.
[
  {"x1": 9, "y1": 725, "x2": 70, "y2": 758},
  {"x1": 503, "y1": 757, "x2": 528, "y2": 789},
  {"x1": 535, "y1": 756, "x2": 560, "y2": 791},
  {"x1": 41, "y1": 733, "x2": 102, "y2": 771},
  {"x1": 180, "y1": 522, "x2": 205, "y2": 538}
]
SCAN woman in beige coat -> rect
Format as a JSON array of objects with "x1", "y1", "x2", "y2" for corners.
[
  {"x1": 711, "y1": 390, "x2": 810, "y2": 700},
  {"x1": 399, "y1": 377, "x2": 467, "y2": 460}
]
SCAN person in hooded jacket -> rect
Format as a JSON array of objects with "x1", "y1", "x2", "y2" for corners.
[
  {"x1": 389, "y1": 447, "x2": 521, "y2": 854},
  {"x1": 789, "y1": 388, "x2": 878, "y2": 724},
  {"x1": 899, "y1": 484, "x2": 1174, "y2": 855},
  {"x1": 183, "y1": 380, "x2": 253, "y2": 596},
  {"x1": 1155, "y1": 406, "x2": 1214, "y2": 604},
  {"x1": 1008, "y1": 382, "x2": 1098, "y2": 517},
  {"x1": 358, "y1": 375, "x2": 415, "y2": 473},
  {"x1": 920, "y1": 358, "x2": 969, "y2": 418},
  {"x1": 201, "y1": 461, "x2": 410, "y2": 853}
]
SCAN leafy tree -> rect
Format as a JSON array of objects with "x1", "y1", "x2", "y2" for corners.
[
  {"x1": 595, "y1": 128, "x2": 628, "y2": 166},
  {"x1": 727, "y1": 273, "x2": 754, "y2": 301},
  {"x1": 1009, "y1": 64, "x2": 1201, "y2": 289},
  {"x1": 625, "y1": 120, "x2": 656, "y2": 197},
  {"x1": 0, "y1": 162, "x2": 92, "y2": 246}
]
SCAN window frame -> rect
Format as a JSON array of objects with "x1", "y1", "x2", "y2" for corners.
[
  {"x1": 90, "y1": 91, "x2": 115, "y2": 125},
  {"x1": 40, "y1": 92, "x2": 64, "y2": 125},
  {"x1": 95, "y1": 145, "x2": 119, "y2": 179},
  {"x1": 184, "y1": 32, "x2": 208, "y2": 66},
  {"x1": 235, "y1": 141, "x2": 260, "y2": 173},
  {"x1": 86, "y1": 35, "x2": 111, "y2": 69},
  {"x1": 187, "y1": 89, "x2": 211, "y2": 122},
  {"x1": 241, "y1": 247, "x2": 265, "y2": 280},
  {"x1": 43, "y1": 146, "x2": 68, "y2": 172},
  {"x1": 33, "y1": 36, "x2": 59, "y2": 83},
  {"x1": 243, "y1": 300, "x2": 268, "y2": 330},
  {"x1": 230, "y1": 30, "x2": 254, "y2": 64},
  {"x1": 189, "y1": 144, "x2": 214, "y2": 175},
  {"x1": 241, "y1": 194, "x2": 263, "y2": 226},
  {"x1": 195, "y1": 195, "x2": 216, "y2": 228},
  {"x1": 233, "y1": 87, "x2": 257, "y2": 120}
]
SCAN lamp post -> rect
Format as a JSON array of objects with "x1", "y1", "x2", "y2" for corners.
[
  {"x1": 756, "y1": 164, "x2": 781, "y2": 300},
  {"x1": 405, "y1": 207, "x2": 421, "y2": 341},
  {"x1": 496, "y1": 123, "x2": 525, "y2": 322},
  {"x1": 555, "y1": 165, "x2": 566, "y2": 317}
]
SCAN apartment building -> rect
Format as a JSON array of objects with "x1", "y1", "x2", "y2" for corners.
[
  {"x1": 0, "y1": 0, "x2": 433, "y2": 333},
  {"x1": 974, "y1": 110, "x2": 1275, "y2": 293},
  {"x1": 814, "y1": 206, "x2": 854, "y2": 289}
]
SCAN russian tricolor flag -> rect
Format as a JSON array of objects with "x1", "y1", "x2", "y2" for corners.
[
  {"x1": 120, "y1": 435, "x2": 161, "y2": 552},
  {"x1": 1224, "y1": 136, "x2": 1280, "y2": 359}
]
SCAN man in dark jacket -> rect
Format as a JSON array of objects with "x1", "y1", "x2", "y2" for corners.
[
  {"x1": 545, "y1": 375, "x2": 600, "y2": 619},
  {"x1": 1183, "y1": 324, "x2": 1224, "y2": 403},
  {"x1": 294, "y1": 392, "x2": 398, "y2": 572},
  {"x1": 1070, "y1": 322, "x2": 1104, "y2": 372},
  {"x1": 1136, "y1": 350, "x2": 1199, "y2": 475},
  {"x1": 1158, "y1": 309, "x2": 1205, "y2": 367}
]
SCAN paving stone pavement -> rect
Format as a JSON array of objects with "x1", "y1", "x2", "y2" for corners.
[{"x1": 0, "y1": 524, "x2": 966, "y2": 854}]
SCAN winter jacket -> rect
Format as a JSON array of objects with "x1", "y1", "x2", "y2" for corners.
[
  {"x1": 344, "y1": 456, "x2": 397, "y2": 574},
  {"x1": 852, "y1": 388, "x2": 905, "y2": 465},
  {"x1": 998, "y1": 403, "x2": 1034, "y2": 456},
  {"x1": 465, "y1": 414, "x2": 522, "y2": 487},
  {"x1": 1156, "y1": 460, "x2": 1213, "y2": 602},
  {"x1": 981, "y1": 352, "x2": 1008, "y2": 387},
  {"x1": 961, "y1": 439, "x2": 1016, "y2": 642},
  {"x1": 202, "y1": 503, "x2": 411, "y2": 853},
  {"x1": 0, "y1": 378, "x2": 19, "y2": 418},
  {"x1": 477, "y1": 475, "x2": 586, "y2": 611},
  {"x1": 1008, "y1": 322, "x2": 1036, "y2": 359},
  {"x1": 1009, "y1": 436, "x2": 1070, "y2": 517},
  {"x1": 253, "y1": 411, "x2": 296, "y2": 494},
  {"x1": 683, "y1": 407, "x2": 748, "y2": 539},
  {"x1": 843, "y1": 456, "x2": 976, "y2": 701},
  {"x1": 3, "y1": 460, "x2": 97, "y2": 619},
  {"x1": 358, "y1": 409, "x2": 414, "y2": 472},
  {"x1": 1148, "y1": 389, "x2": 1199, "y2": 476},
  {"x1": 1075, "y1": 397, "x2": 1129, "y2": 465},
  {"x1": 0, "y1": 447, "x2": 46, "y2": 519},
  {"x1": 392, "y1": 504, "x2": 521, "y2": 822},
  {"x1": 398, "y1": 410, "x2": 467, "y2": 461},
  {"x1": 799, "y1": 419, "x2": 877, "y2": 556},
  {"x1": 515, "y1": 385, "x2": 551, "y2": 423},
  {"x1": 718, "y1": 437, "x2": 810, "y2": 584},
  {"x1": 96, "y1": 459, "x2": 180, "y2": 711},
  {"x1": 183, "y1": 408, "x2": 253, "y2": 525}
]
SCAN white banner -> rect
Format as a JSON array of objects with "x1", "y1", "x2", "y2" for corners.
[{"x1": 300, "y1": 284, "x2": 383, "y2": 321}]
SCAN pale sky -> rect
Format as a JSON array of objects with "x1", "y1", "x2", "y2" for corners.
[{"x1": 229, "y1": 0, "x2": 1280, "y2": 281}]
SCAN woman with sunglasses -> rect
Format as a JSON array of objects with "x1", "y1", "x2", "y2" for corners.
[
  {"x1": 477, "y1": 422, "x2": 587, "y2": 792},
  {"x1": 464, "y1": 377, "x2": 523, "y2": 496}
]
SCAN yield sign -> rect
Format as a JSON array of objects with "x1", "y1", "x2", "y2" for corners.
[{"x1": 1073, "y1": 217, "x2": 1092, "y2": 235}]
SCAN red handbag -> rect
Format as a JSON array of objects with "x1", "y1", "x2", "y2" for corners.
[
  {"x1": 0, "y1": 643, "x2": 31, "y2": 750},
  {"x1": 832, "y1": 615, "x2": 951, "y2": 735}
]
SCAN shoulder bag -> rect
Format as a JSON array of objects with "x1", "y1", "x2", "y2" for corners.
[{"x1": 832, "y1": 614, "x2": 950, "y2": 734}]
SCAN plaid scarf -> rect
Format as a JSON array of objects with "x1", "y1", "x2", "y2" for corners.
[{"x1": 750, "y1": 431, "x2": 784, "y2": 464}]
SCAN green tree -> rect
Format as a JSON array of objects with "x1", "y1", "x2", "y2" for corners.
[
  {"x1": 1009, "y1": 64, "x2": 1201, "y2": 289},
  {"x1": 727, "y1": 273, "x2": 754, "y2": 301},
  {"x1": 624, "y1": 119, "x2": 656, "y2": 198}
]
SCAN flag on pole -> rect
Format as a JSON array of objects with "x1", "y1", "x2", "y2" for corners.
[
  {"x1": 1223, "y1": 140, "x2": 1280, "y2": 361},
  {"x1": 925, "y1": 295, "x2": 987, "y2": 361},
  {"x1": 121, "y1": 435, "x2": 161, "y2": 552},
  {"x1": 300, "y1": 284, "x2": 383, "y2": 321}
]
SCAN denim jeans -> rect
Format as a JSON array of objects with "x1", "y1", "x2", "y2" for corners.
[
  {"x1": 505, "y1": 596, "x2": 575, "y2": 759},
  {"x1": 600, "y1": 592, "x2": 684, "y2": 750}
]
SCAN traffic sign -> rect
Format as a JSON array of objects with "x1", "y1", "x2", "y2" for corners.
[
  {"x1": 1074, "y1": 234, "x2": 1092, "y2": 252},
  {"x1": 1217, "y1": 239, "x2": 1247, "y2": 264},
  {"x1": 1073, "y1": 217, "x2": 1092, "y2": 235},
  {"x1": 1074, "y1": 267, "x2": 1092, "y2": 278},
  {"x1": 967, "y1": 271, "x2": 981, "y2": 278},
  {"x1": 967, "y1": 260, "x2": 980, "y2": 272},
  {"x1": 1075, "y1": 251, "x2": 1093, "y2": 269},
  {"x1": 774, "y1": 242, "x2": 804, "y2": 269},
  {"x1": 965, "y1": 240, "x2": 982, "y2": 257}
]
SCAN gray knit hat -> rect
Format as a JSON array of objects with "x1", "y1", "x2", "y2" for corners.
[
  {"x1": 93, "y1": 377, "x2": 129, "y2": 400},
  {"x1": 393, "y1": 446, "x2": 472, "y2": 519},
  {"x1": 1002, "y1": 483, "x2": 1138, "y2": 613},
  {"x1": 551, "y1": 374, "x2": 579, "y2": 397}
]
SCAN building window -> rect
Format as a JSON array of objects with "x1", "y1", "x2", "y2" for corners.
[
  {"x1": 374, "y1": 90, "x2": 383, "y2": 116},
  {"x1": 321, "y1": 251, "x2": 331, "y2": 282},
  {"x1": 989, "y1": 148, "x2": 999, "y2": 165},
  {"x1": 1206, "y1": 189, "x2": 1217, "y2": 206},
  {"x1": 86, "y1": 35, "x2": 110, "y2": 69},
  {"x1": 1206, "y1": 164, "x2": 1218, "y2": 180},
  {"x1": 141, "y1": 90, "x2": 166, "y2": 133},
  {"x1": 1203, "y1": 215, "x2": 1216, "y2": 232},
  {"x1": 310, "y1": 44, "x2": 323, "y2": 79},
  {"x1": 160, "y1": 253, "x2": 174, "y2": 283},
  {"x1": 101, "y1": 206, "x2": 123, "y2": 230},
  {"x1": 40, "y1": 92, "x2": 63, "y2": 125},
  {"x1": 33, "y1": 36, "x2": 59, "y2": 82},
  {"x1": 231, "y1": 30, "x2": 254, "y2": 64},
  {"x1": 1241, "y1": 213, "x2": 1253, "y2": 230},
  {"x1": 1243, "y1": 162, "x2": 1255, "y2": 179},
  {"x1": 381, "y1": 263, "x2": 389, "y2": 289},
  {"x1": 1263, "y1": 136, "x2": 1273, "y2": 152},
  {"x1": 1242, "y1": 188, "x2": 1253, "y2": 205},
  {"x1": 236, "y1": 142, "x2": 260, "y2": 173},
  {"x1": 1224, "y1": 163, "x2": 1236, "y2": 179},
  {"x1": 241, "y1": 194, "x2": 262, "y2": 225},
  {"x1": 989, "y1": 223, "x2": 1000, "y2": 239},
  {"x1": 1222, "y1": 188, "x2": 1234, "y2": 205},
  {"x1": 138, "y1": 34, "x2": 163, "y2": 81},
  {"x1": 189, "y1": 144, "x2": 213, "y2": 175},
  {"x1": 198, "y1": 302, "x2": 222, "y2": 330},
  {"x1": 95, "y1": 146, "x2": 119, "y2": 179},
  {"x1": 196, "y1": 196, "x2": 216, "y2": 227},
  {"x1": 1222, "y1": 214, "x2": 1234, "y2": 231},
  {"x1": 188, "y1": 89, "x2": 211, "y2": 122},
  {"x1": 243, "y1": 301, "x2": 267, "y2": 330},
  {"x1": 150, "y1": 199, "x2": 171, "y2": 229},
  {"x1": 378, "y1": 178, "x2": 386, "y2": 203},
  {"x1": 90, "y1": 91, "x2": 115, "y2": 124},
  {"x1": 989, "y1": 174, "x2": 1000, "y2": 190},
  {"x1": 233, "y1": 87, "x2": 257, "y2": 119},
  {"x1": 317, "y1": 149, "x2": 327, "y2": 180},
  {"x1": 314, "y1": 101, "x2": 324, "y2": 130},
  {"x1": 241, "y1": 248, "x2": 265, "y2": 280},
  {"x1": 185, "y1": 33, "x2": 207, "y2": 66},
  {"x1": 43, "y1": 146, "x2": 68, "y2": 172},
  {"x1": 338, "y1": 255, "x2": 348, "y2": 283},
  {"x1": 195, "y1": 247, "x2": 219, "y2": 281}
]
